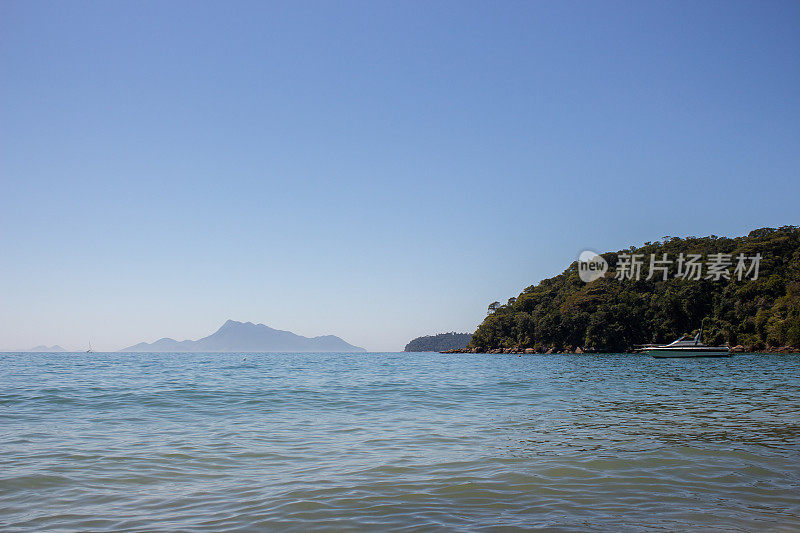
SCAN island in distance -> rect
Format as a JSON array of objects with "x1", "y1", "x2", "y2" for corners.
[
  {"x1": 25, "y1": 345, "x2": 66, "y2": 352},
  {"x1": 119, "y1": 320, "x2": 366, "y2": 353},
  {"x1": 405, "y1": 332, "x2": 472, "y2": 352}
]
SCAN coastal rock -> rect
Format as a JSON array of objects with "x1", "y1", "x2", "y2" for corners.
[
  {"x1": 545, "y1": 347, "x2": 555, "y2": 354},
  {"x1": 524, "y1": 348, "x2": 535, "y2": 354},
  {"x1": 774, "y1": 345, "x2": 800, "y2": 353},
  {"x1": 574, "y1": 347, "x2": 583, "y2": 354},
  {"x1": 732, "y1": 345, "x2": 745, "y2": 353}
]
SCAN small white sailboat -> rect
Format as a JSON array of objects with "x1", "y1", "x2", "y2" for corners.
[
  {"x1": 640, "y1": 331, "x2": 730, "y2": 358},
  {"x1": 86, "y1": 341, "x2": 93, "y2": 353}
]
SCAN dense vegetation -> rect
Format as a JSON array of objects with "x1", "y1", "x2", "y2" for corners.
[
  {"x1": 405, "y1": 332, "x2": 473, "y2": 352},
  {"x1": 470, "y1": 226, "x2": 800, "y2": 353}
]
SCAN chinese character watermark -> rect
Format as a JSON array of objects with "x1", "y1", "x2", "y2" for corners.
[
  {"x1": 676, "y1": 253, "x2": 703, "y2": 280},
  {"x1": 615, "y1": 253, "x2": 644, "y2": 281},
  {"x1": 734, "y1": 252, "x2": 761, "y2": 280},
  {"x1": 577, "y1": 251, "x2": 762, "y2": 283}
]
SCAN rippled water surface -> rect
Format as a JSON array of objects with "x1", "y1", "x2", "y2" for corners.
[{"x1": 1, "y1": 352, "x2": 799, "y2": 531}]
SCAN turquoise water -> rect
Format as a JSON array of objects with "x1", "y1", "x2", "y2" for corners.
[{"x1": 1, "y1": 352, "x2": 799, "y2": 532}]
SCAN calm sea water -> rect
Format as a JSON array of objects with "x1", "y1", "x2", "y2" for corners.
[{"x1": 1, "y1": 352, "x2": 799, "y2": 532}]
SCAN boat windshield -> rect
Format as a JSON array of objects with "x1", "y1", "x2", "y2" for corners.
[{"x1": 666, "y1": 335, "x2": 700, "y2": 347}]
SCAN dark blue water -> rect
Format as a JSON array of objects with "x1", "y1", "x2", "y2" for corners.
[{"x1": 1, "y1": 352, "x2": 799, "y2": 531}]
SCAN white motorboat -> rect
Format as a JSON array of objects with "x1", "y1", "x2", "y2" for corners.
[{"x1": 640, "y1": 332, "x2": 730, "y2": 358}]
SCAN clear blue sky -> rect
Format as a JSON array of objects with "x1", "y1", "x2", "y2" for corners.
[{"x1": 1, "y1": 1, "x2": 799, "y2": 351}]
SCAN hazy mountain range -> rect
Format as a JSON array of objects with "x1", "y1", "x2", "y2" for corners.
[
  {"x1": 119, "y1": 320, "x2": 366, "y2": 352},
  {"x1": 23, "y1": 345, "x2": 67, "y2": 352}
]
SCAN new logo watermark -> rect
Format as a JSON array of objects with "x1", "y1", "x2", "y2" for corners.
[{"x1": 577, "y1": 250, "x2": 608, "y2": 283}]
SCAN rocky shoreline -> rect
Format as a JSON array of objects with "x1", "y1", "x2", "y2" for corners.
[
  {"x1": 441, "y1": 345, "x2": 800, "y2": 355},
  {"x1": 441, "y1": 347, "x2": 586, "y2": 355}
]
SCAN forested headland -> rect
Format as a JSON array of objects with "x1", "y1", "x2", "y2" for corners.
[
  {"x1": 467, "y1": 226, "x2": 800, "y2": 353},
  {"x1": 405, "y1": 332, "x2": 472, "y2": 352}
]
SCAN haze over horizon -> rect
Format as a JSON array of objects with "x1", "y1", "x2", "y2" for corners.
[{"x1": 2, "y1": 2, "x2": 799, "y2": 351}]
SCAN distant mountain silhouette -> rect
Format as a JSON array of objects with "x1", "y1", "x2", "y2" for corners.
[
  {"x1": 119, "y1": 320, "x2": 366, "y2": 352},
  {"x1": 26, "y1": 345, "x2": 66, "y2": 352}
]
